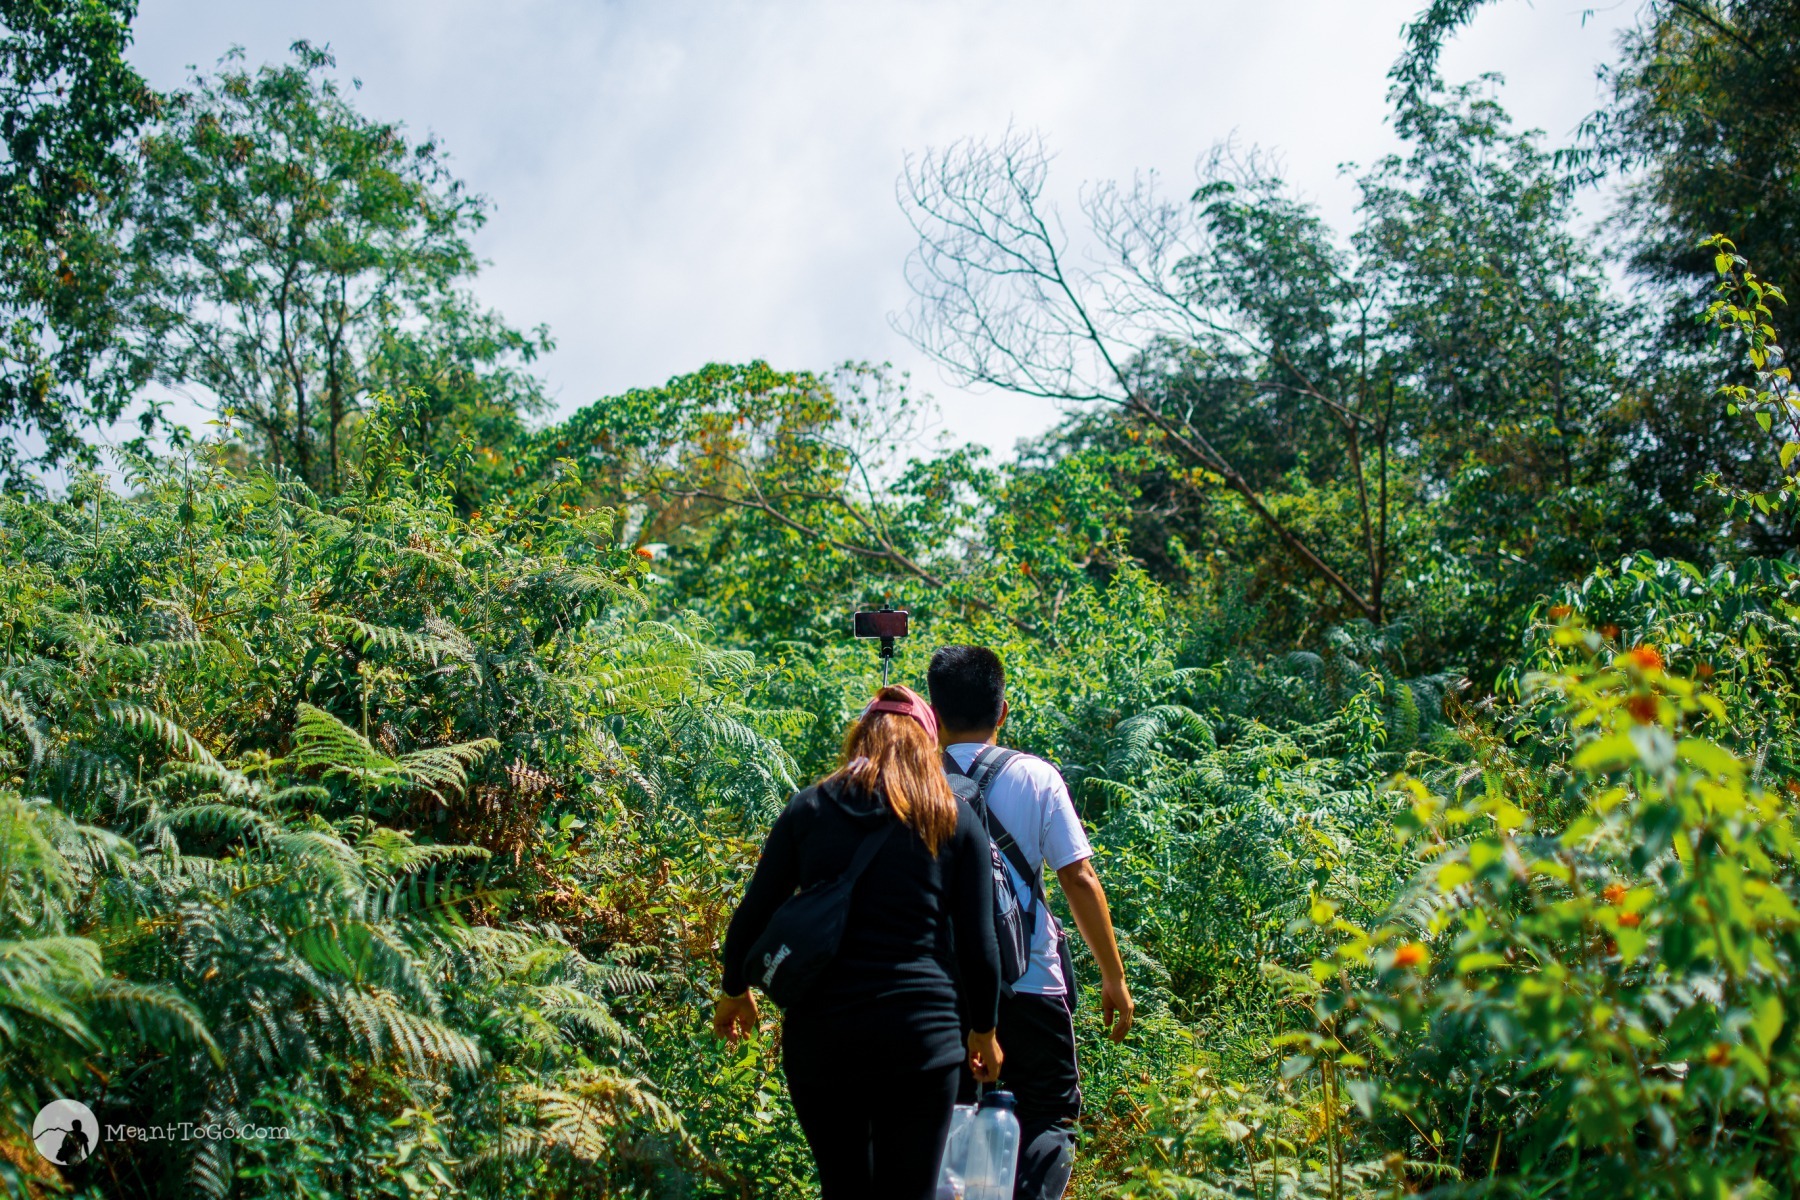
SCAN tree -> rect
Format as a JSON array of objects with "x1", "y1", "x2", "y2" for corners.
[
  {"x1": 899, "y1": 88, "x2": 1626, "y2": 648},
  {"x1": 1395, "y1": 0, "x2": 1799, "y2": 563},
  {"x1": 0, "y1": 0, "x2": 155, "y2": 486},
  {"x1": 357, "y1": 295, "x2": 555, "y2": 513},
  {"x1": 900, "y1": 128, "x2": 1400, "y2": 621},
  {"x1": 126, "y1": 42, "x2": 510, "y2": 495},
  {"x1": 1398, "y1": 0, "x2": 1800, "y2": 325},
  {"x1": 1602, "y1": 1, "x2": 1800, "y2": 326},
  {"x1": 533, "y1": 360, "x2": 997, "y2": 638}
]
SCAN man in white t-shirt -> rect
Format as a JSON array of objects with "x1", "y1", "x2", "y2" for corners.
[{"x1": 929, "y1": 645, "x2": 1133, "y2": 1200}]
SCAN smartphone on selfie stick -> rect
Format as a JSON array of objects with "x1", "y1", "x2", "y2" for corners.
[{"x1": 853, "y1": 607, "x2": 909, "y2": 685}]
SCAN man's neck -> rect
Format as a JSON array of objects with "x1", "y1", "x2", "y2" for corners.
[{"x1": 943, "y1": 730, "x2": 999, "y2": 748}]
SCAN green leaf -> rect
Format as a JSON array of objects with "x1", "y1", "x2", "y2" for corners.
[
  {"x1": 1436, "y1": 860, "x2": 1473, "y2": 892},
  {"x1": 1752, "y1": 992, "x2": 1784, "y2": 1055},
  {"x1": 1572, "y1": 733, "x2": 1638, "y2": 772},
  {"x1": 1456, "y1": 952, "x2": 1508, "y2": 973},
  {"x1": 1678, "y1": 737, "x2": 1743, "y2": 780}
]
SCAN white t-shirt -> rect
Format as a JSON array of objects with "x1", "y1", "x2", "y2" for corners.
[{"x1": 947, "y1": 742, "x2": 1093, "y2": 995}]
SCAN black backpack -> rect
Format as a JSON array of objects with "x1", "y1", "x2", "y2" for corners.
[
  {"x1": 945, "y1": 747, "x2": 1060, "y2": 995},
  {"x1": 742, "y1": 819, "x2": 894, "y2": 1008}
]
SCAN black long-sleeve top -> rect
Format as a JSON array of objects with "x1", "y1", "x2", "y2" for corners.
[{"x1": 721, "y1": 778, "x2": 1002, "y2": 1073}]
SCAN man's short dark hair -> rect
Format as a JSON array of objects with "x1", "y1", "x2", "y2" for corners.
[{"x1": 928, "y1": 645, "x2": 1006, "y2": 732}]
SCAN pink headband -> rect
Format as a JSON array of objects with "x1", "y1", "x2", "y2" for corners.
[{"x1": 862, "y1": 686, "x2": 939, "y2": 743}]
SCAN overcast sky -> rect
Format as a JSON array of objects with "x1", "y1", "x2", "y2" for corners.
[{"x1": 126, "y1": 0, "x2": 1643, "y2": 459}]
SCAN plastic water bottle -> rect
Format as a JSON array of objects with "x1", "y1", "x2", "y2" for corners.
[
  {"x1": 962, "y1": 1090, "x2": 1021, "y2": 1200},
  {"x1": 935, "y1": 1104, "x2": 977, "y2": 1200}
]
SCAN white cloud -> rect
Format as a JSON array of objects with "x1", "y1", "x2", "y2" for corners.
[{"x1": 128, "y1": 0, "x2": 1639, "y2": 459}]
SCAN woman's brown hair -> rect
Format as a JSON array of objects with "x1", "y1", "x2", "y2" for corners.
[{"x1": 830, "y1": 686, "x2": 959, "y2": 854}]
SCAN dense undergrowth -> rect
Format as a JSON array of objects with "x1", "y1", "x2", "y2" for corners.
[
  {"x1": 0, "y1": 430, "x2": 1450, "y2": 1197},
  {"x1": 0, "y1": 416, "x2": 1438, "y2": 1197},
  {"x1": 14, "y1": 255, "x2": 1799, "y2": 1196},
  {"x1": 6, "y1": 1, "x2": 1800, "y2": 1196}
]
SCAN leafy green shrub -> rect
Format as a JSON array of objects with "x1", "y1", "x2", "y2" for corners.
[
  {"x1": 1301, "y1": 619, "x2": 1800, "y2": 1196},
  {"x1": 0, "y1": 410, "x2": 818, "y2": 1197}
]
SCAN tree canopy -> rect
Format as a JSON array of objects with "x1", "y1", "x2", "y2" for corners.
[{"x1": 0, "y1": 0, "x2": 154, "y2": 484}]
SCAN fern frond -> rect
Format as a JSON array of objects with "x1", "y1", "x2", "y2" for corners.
[
  {"x1": 287, "y1": 704, "x2": 495, "y2": 802},
  {"x1": 107, "y1": 703, "x2": 223, "y2": 769},
  {"x1": 88, "y1": 978, "x2": 221, "y2": 1063},
  {"x1": 321, "y1": 612, "x2": 463, "y2": 663}
]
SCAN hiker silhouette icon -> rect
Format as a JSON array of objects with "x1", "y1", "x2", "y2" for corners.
[{"x1": 31, "y1": 1099, "x2": 99, "y2": 1167}]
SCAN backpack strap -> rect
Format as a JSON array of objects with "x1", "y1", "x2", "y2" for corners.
[
  {"x1": 942, "y1": 750, "x2": 980, "y2": 801},
  {"x1": 961, "y1": 746, "x2": 1050, "y2": 912},
  {"x1": 842, "y1": 821, "x2": 895, "y2": 887},
  {"x1": 949, "y1": 747, "x2": 1075, "y2": 1000},
  {"x1": 964, "y1": 744, "x2": 1018, "y2": 798}
]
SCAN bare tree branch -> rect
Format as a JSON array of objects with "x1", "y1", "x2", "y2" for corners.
[{"x1": 897, "y1": 130, "x2": 1386, "y2": 619}]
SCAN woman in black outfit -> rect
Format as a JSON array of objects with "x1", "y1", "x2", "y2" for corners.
[{"x1": 715, "y1": 685, "x2": 1003, "y2": 1200}]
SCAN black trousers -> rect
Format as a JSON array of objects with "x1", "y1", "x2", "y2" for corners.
[
  {"x1": 786, "y1": 1058, "x2": 960, "y2": 1200},
  {"x1": 960, "y1": 993, "x2": 1082, "y2": 1200}
]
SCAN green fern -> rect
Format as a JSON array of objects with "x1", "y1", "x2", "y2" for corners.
[{"x1": 287, "y1": 704, "x2": 496, "y2": 803}]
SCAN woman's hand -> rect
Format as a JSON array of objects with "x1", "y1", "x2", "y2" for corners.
[
  {"x1": 712, "y1": 991, "x2": 761, "y2": 1045},
  {"x1": 966, "y1": 1028, "x2": 1003, "y2": 1083}
]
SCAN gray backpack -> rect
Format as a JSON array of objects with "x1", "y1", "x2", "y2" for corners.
[
  {"x1": 944, "y1": 747, "x2": 1079, "y2": 1008},
  {"x1": 945, "y1": 747, "x2": 1049, "y2": 992}
]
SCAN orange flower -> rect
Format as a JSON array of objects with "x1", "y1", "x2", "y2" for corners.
[
  {"x1": 1618, "y1": 911, "x2": 1642, "y2": 928},
  {"x1": 1626, "y1": 693, "x2": 1659, "y2": 724},
  {"x1": 1705, "y1": 1043, "x2": 1731, "y2": 1067},
  {"x1": 1602, "y1": 882, "x2": 1628, "y2": 905},
  {"x1": 1696, "y1": 662, "x2": 1715, "y2": 679},
  {"x1": 1393, "y1": 942, "x2": 1427, "y2": 969},
  {"x1": 1625, "y1": 645, "x2": 1664, "y2": 671},
  {"x1": 635, "y1": 547, "x2": 654, "y2": 560},
  {"x1": 1600, "y1": 624, "x2": 1621, "y2": 642},
  {"x1": 1548, "y1": 604, "x2": 1573, "y2": 620}
]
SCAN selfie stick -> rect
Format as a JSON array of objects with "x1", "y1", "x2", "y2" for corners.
[{"x1": 855, "y1": 605, "x2": 906, "y2": 686}]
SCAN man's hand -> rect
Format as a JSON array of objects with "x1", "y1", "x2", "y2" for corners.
[
  {"x1": 967, "y1": 1028, "x2": 1004, "y2": 1083},
  {"x1": 712, "y1": 991, "x2": 760, "y2": 1045},
  {"x1": 1099, "y1": 976, "x2": 1134, "y2": 1043}
]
